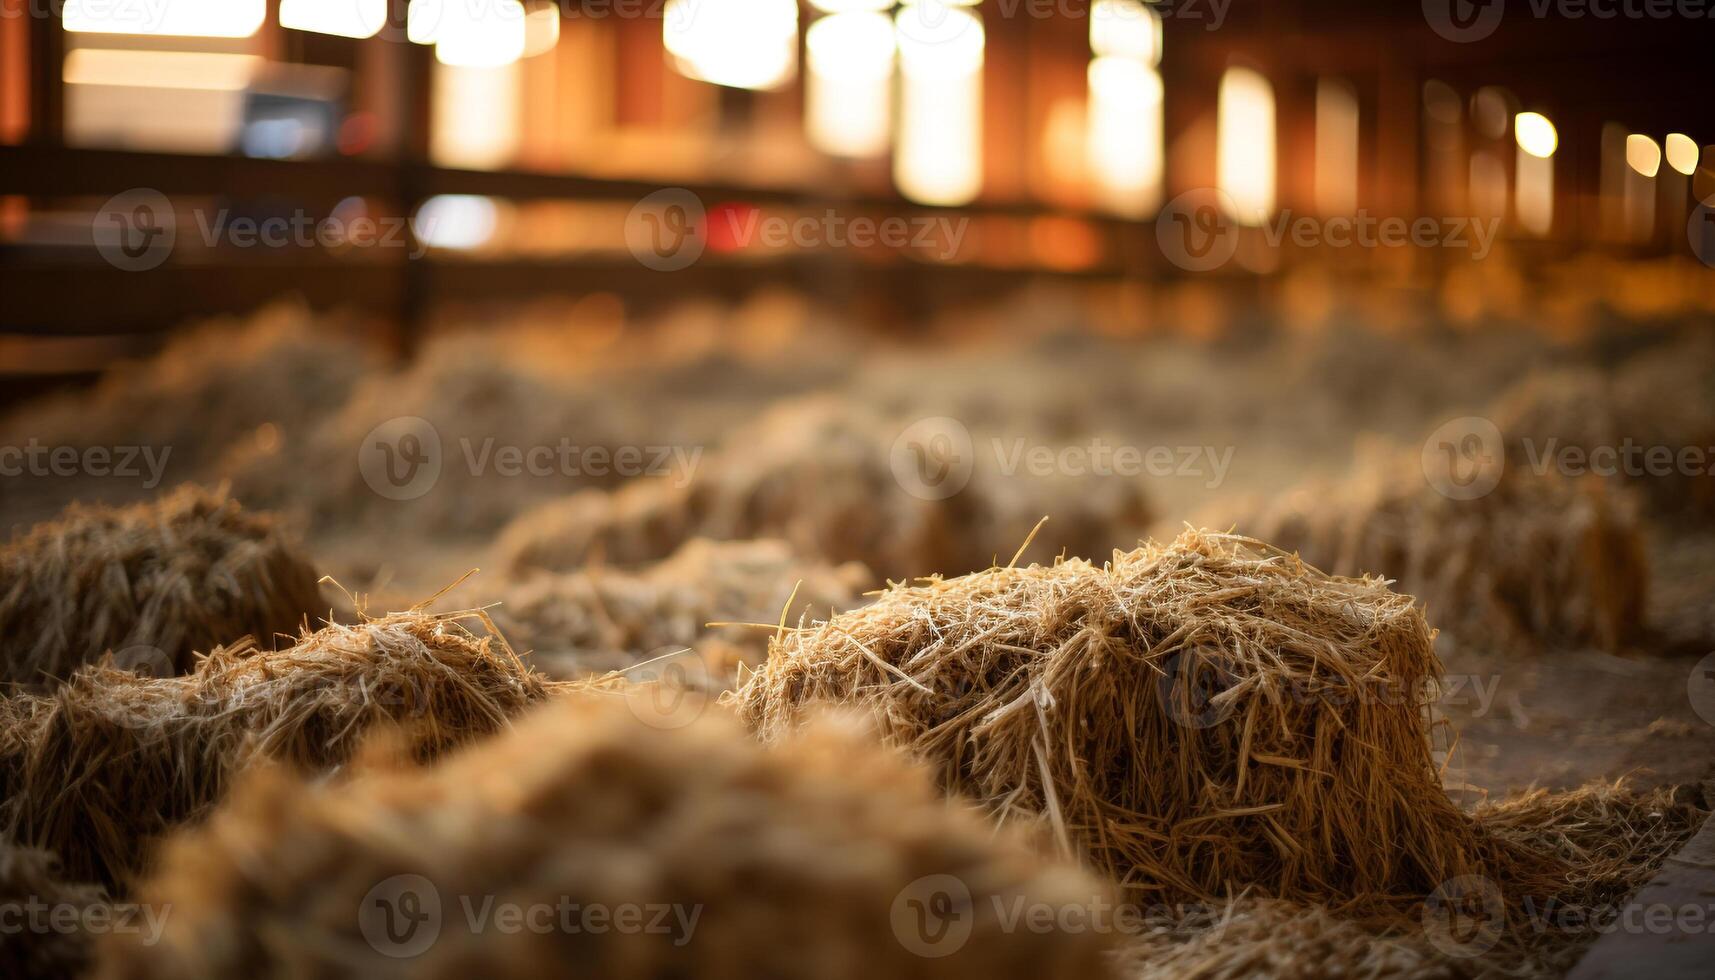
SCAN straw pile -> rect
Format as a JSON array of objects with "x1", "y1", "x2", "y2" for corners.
[
  {"x1": 0, "y1": 840, "x2": 108, "y2": 980},
  {"x1": 1612, "y1": 331, "x2": 1715, "y2": 516},
  {"x1": 495, "y1": 395, "x2": 1153, "y2": 581},
  {"x1": 0, "y1": 486, "x2": 323, "y2": 686},
  {"x1": 1218, "y1": 457, "x2": 1648, "y2": 653},
  {"x1": 100, "y1": 697, "x2": 1118, "y2": 980},
  {"x1": 0, "y1": 610, "x2": 551, "y2": 889},
  {"x1": 493, "y1": 538, "x2": 870, "y2": 678},
  {"x1": 734, "y1": 529, "x2": 1512, "y2": 907}
]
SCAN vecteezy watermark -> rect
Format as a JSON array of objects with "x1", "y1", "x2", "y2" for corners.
[
  {"x1": 889, "y1": 417, "x2": 1233, "y2": 501},
  {"x1": 1420, "y1": 415, "x2": 1715, "y2": 500},
  {"x1": 93, "y1": 188, "x2": 427, "y2": 271},
  {"x1": 0, "y1": 440, "x2": 173, "y2": 489},
  {"x1": 359, "y1": 875, "x2": 701, "y2": 959},
  {"x1": 1421, "y1": 417, "x2": 1506, "y2": 501},
  {"x1": 976, "y1": 0, "x2": 1230, "y2": 30},
  {"x1": 1423, "y1": 875, "x2": 1507, "y2": 957},
  {"x1": 0, "y1": 897, "x2": 171, "y2": 947},
  {"x1": 1689, "y1": 651, "x2": 1715, "y2": 727},
  {"x1": 357, "y1": 417, "x2": 702, "y2": 502},
  {"x1": 1159, "y1": 654, "x2": 1508, "y2": 729},
  {"x1": 1156, "y1": 189, "x2": 1501, "y2": 272},
  {"x1": 1425, "y1": 0, "x2": 1715, "y2": 43},
  {"x1": 1689, "y1": 198, "x2": 1715, "y2": 270},
  {"x1": 620, "y1": 646, "x2": 715, "y2": 730},
  {"x1": 625, "y1": 189, "x2": 972, "y2": 270}
]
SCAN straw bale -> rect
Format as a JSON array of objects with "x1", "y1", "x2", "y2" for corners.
[
  {"x1": 734, "y1": 529, "x2": 1508, "y2": 907},
  {"x1": 492, "y1": 538, "x2": 870, "y2": 678},
  {"x1": 0, "y1": 839, "x2": 107, "y2": 980},
  {"x1": 0, "y1": 486, "x2": 323, "y2": 686},
  {"x1": 0, "y1": 609, "x2": 550, "y2": 889},
  {"x1": 100, "y1": 697, "x2": 1118, "y2": 980}
]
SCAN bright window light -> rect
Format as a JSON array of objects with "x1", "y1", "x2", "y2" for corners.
[
  {"x1": 894, "y1": 3, "x2": 984, "y2": 206},
  {"x1": 1090, "y1": 0, "x2": 1160, "y2": 65},
  {"x1": 664, "y1": 0, "x2": 798, "y2": 91},
  {"x1": 1086, "y1": 56, "x2": 1163, "y2": 217},
  {"x1": 1665, "y1": 133, "x2": 1698, "y2": 176},
  {"x1": 1515, "y1": 146, "x2": 1553, "y2": 236},
  {"x1": 64, "y1": 0, "x2": 265, "y2": 37},
  {"x1": 523, "y1": 4, "x2": 561, "y2": 57},
  {"x1": 1217, "y1": 66, "x2": 1276, "y2": 224},
  {"x1": 408, "y1": 0, "x2": 440, "y2": 43},
  {"x1": 280, "y1": 0, "x2": 387, "y2": 39},
  {"x1": 435, "y1": 1, "x2": 528, "y2": 68},
  {"x1": 63, "y1": 49, "x2": 261, "y2": 91},
  {"x1": 806, "y1": 12, "x2": 895, "y2": 158},
  {"x1": 808, "y1": 0, "x2": 894, "y2": 10},
  {"x1": 415, "y1": 195, "x2": 500, "y2": 250},
  {"x1": 1514, "y1": 111, "x2": 1557, "y2": 158},
  {"x1": 1314, "y1": 78, "x2": 1359, "y2": 215},
  {"x1": 1626, "y1": 133, "x2": 1662, "y2": 178}
]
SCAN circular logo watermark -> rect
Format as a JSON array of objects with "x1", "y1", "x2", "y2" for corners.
[
  {"x1": 625, "y1": 188, "x2": 707, "y2": 271},
  {"x1": 1688, "y1": 198, "x2": 1715, "y2": 270},
  {"x1": 890, "y1": 874, "x2": 974, "y2": 958},
  {"x1": 359, "y1": 874, "x2": 443, "y2": 959},
  {"x1": 1688, "y1": 651, "x2": 1715, "y2": 727},
  {"x1": 1157, "y1": 649, "x2": 1238, "y2": 729},
  {"x1": 111, "y1": 644, "x2": 173, "y2": 679},
  {"x1": 1421, "y1": 416, "x2": 1505, "y2": 500},
  {"x1": 622, "y1": 647, "x2": 714, "y2": 730},
  {"x1": 1423, "y1": 0, "x2": 1505, "y2": 43},
  {"x1": 1423, "y1": 875, "x2": 1506, "y2": 958},
  {"x1": 893, "y1": 1, "x2": 981, "y2": 50},
  {"x1": 890, "y1": 416, "x2": 975, "y2": 501},
  {"x1": 93, "y1": 188, "x2": 176, "y2": 272},
  {"x1": 1156, "y1": 188, "x2": 1240, "y2": 273},
  {"x1": 358, "y1": 416, "x2": 443, "y2": 502}
]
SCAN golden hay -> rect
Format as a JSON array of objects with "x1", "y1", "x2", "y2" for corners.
[
  {"x1": 0, "y1": 839, "x2": 108, "y2": 980},
  {"x1": 1211, "y1": 450, "x2": 1648, "y2": 654},
  {"x1": 1110, "y1": 780, "x2": 1709, "y2": 979},
  {"x1": 495, "y1": 395, "x2": 1153, "y2": 581},
  {"x1": 493, "y1": 538, "x2": 870, "y2": 679},
  {"x1": 733, "y1": 529, "x2": 1526, "y2": 908},
  {"x1": 101, "y1": 697, "x2": 1118, "y2": 980},
  {"x1": 0, "y1": 486, "x2": 323, "y2": 686},
  {"x1": 0, "y1": 610, "x2": 551, "y2": 889}
]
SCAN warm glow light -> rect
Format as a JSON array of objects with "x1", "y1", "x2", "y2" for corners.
[
  {"x1": 805, "y1": 12, "x2": 895, "y2": 157},
  {"x1": 64, "y1": 49, "x2": 261, "y2": 91},
  {"x1": 1086, "y1": 56, "x2": 1163, "y2": 217},
  {"x1": 431, "y1": 62, "x2": 521, "y2": 169},
  {"x1": 64, "y1": 0, "x2": 265, "y2": 37},
  {"x1": 1626, "y1": 134, "x2": 1662, "y2": 177},
  {"x1": 1665, "y1": 133, "x2": 1698, "y2": 176},
  {"x1": 280, "y1": 0, "x2": 386, "y2": 39},
  {"x1": 1314, "y1": 78, "x2": 1359, "y2": 215},
  {"x1": 408, "y1": 0, "x2": 440, "y2": 43},
  {"x1": 523, "y1": 4, "x2": 561, "y2": 57},
  {"x1": 1514, "y1": 111, "x2": 1557, "y2": 159},
  {"x1": 808, "y1": 0, "x2": 893, "y2": 10},
  {"x1": 1090, "y1": 0, "x2": 1161, "y2": 65},
  {"x1": 1217, "y1": 66, "x2": 1275, "y2": 223},
  {"x1": 664, "y1": 0, "x2": 798, "y2": 91},
  {"x1": 894, "y1": 4, "x2": 984, "y2": 206},
  {"x1": 415, "y1": 195, "x2": 499, "y2": 250},
  {"x1": 435, "y1": 1, "x2": 527, "y2": 68},
  {"x1": 1515, "y1": 147, "x2": 1552, "y2": 236}
]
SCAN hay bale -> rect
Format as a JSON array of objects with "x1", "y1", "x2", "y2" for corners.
[
  {"x1": 495, "y1": 395, "x2": 1154, "y2": 581},
  {"x1": 733, "y1": 529, "x2": 1503, "y2": 907},
  {"x1": 0, "y1": 840, "x2": 108, "y2": 980},
  {"x1": 0, "y1": 610, "x2": 551, "y2": 889},
  {"x1": 1611, "y1": 332, "x2": 1715, "y2": 516},
  {"x1": 1215, "y1": 455, "x2": 1648, "y2": 653},
  {"x1": 0, "y1": 486, "x2": 324, "y2": 686},
  {"x1": 99, "y1": 697, "x2": 1118, "y2": 980},
  {"x1": 493, "y1": 538, "x2": 871, "y2": 678}
]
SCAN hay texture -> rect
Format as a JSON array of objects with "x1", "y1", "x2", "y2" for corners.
[
  {"x1": 0, "y1": 840, "x2": 108, "y2": 980},
  {"x1": 1213, "y1": 454, "x2": 1647, "y2": 653},
  {"x1": 495, "y1": 395, "x2": 1153, "y2": 581},
  {"x1": 735, "y1": 529, "x2": 1505, "y2": 908},
  {"x1": 0, "y1": 610, "x2": 550, "y2": 889},
  {"x1": 101, "y1": 697, "x2": 1118, "y2": 980},
  {"x1": 493, "y1": 538, "x2": 870, "y2": 678},
  {"x1": 0, "y1": 486, "x2": 323, "y2": 686}
]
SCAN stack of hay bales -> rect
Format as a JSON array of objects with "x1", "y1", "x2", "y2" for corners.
[
  {"x1": 734, "y1": 530, "x2": 1520, "y2": 907},
  {"x1": 0, "y1": 302, "x2": 377, "y2": 515},
  {"x1": 0, "y1": 840, "x2": 108, "y2": 980},
  {"x1": 99, "y1": 697, "x2": 1117, "y2": 980},
  {"x1": 0, "y1": 611, "x2": 551, "y2": 888},
  {"x1": 493, "y1": 538, "x2": 871, "y2": 678},
  {"x1": 0, "y1": 486, "x2": 323, "y2": 686},
  {"x1": 1214, "y1": 453, "x2": 1647, "y2": 653},
  {"x1": 495, "y1": 395, "x2": 1154, "y2": 582}
]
